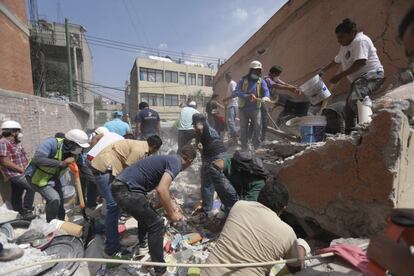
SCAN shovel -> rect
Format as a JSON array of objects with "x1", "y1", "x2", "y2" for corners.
[{"x1": 68, "y1": 162, "x2": 95, "y2": 248}]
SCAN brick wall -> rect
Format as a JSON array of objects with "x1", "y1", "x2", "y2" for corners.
[
  {"x1": 0, "y1": 0, "x2": 34, "y2": 94},
  {"x1": 0, "y1": 88, "x2": 89, "y2": 156}
]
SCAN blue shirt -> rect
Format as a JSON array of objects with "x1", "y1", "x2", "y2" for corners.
[
  {"x1": 235, "y1": 77, "x2": 270, "y2": 111},
  {"x1": 135, "y1": 108, "x2": 160, "y2": 135},
  {"x1": 178, "y1": 107, "x2": 199, "y2": 130},
  {"x1": 116, "y1": 154, "x2": 182, "y2": 194},
  {"x1": 104, "y1": 118, "x2": 130, "y2": 137}
]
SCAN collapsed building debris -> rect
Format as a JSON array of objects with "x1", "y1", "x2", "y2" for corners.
[{"x1": 260, "y1": 83, "x2": 414, "y2": 238}]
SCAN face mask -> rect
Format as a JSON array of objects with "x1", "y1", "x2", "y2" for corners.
[
  {"x1": 250, "y1": 73, "x2": 259, "y2": 80},
  {"x1": 272, "y1": 76, "x2": 280, "y2": 82},
  {"x1": 17, "y1": 133, "x2": 23, "y2": 140},
  {"x1": 71, "y1": 147, "x2": 83, "y2": 155}
]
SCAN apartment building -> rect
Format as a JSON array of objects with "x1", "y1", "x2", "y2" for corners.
[{"x1": 129, "y1": 57, "x2": 217, "y2": 121}]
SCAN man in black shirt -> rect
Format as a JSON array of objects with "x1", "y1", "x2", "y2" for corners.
[{"x1": 192, "y1": 114, "x2": 238, "y2": 214}]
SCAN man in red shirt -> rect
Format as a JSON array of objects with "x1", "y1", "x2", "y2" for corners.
[{"x1": 0, "y1": 121, "x2": 35, "y2": 219}]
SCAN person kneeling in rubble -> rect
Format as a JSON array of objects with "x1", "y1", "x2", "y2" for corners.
[
  {"x1": 25, "y1": 129, "x2": 90, "y2": 222},
  {"x1": 90, "y1": 135, "x2": 162, "y2": 257},
  {"x1": 110, "y1": 145, "x2": 196, "y2": 276},
  {"x1": 211, "y1": 151, "x2": 267, "y2": 204},
  {"x1": 192, "y1": 113, "x2": 239, "y2": 215},
  {"x1": 201, "y1": 181, "x2": 306, "y2": 276}
]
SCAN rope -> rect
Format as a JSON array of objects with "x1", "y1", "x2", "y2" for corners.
[{"x1": 0, "y1": 247, "x2": 361, "y2": 275}]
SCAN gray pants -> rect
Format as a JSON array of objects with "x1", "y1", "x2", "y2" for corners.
[
  {"x1": 239, "y1": 108, "x2": 261, "y2": 150},
  {"x1": 344, "y1": 77, "x2": 384, "y2": 133},
  {"x1": 31, "y1": 179, "x2": 65, "y2": 222}
]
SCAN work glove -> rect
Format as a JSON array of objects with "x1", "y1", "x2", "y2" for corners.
[{"x1": 261, "y1": 97, "x2": 271, "y2": 102}]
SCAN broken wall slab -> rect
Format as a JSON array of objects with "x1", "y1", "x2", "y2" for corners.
[{"x1": 273, "y1": 107, "x2": 414, "y2": 237}]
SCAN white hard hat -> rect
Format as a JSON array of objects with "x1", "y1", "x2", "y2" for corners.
[
  {"x1": 1, "y1": 120, "x2": 22, "y2": 130},
  {"x1": 249, "y1": 60, "x2": 262, "y2": 69},
  {"x1": 65, "y1": 129, "x2": 90, "y2": 148},
  {"x1": 188, "y1": 101, "x2": 197, "y2": 107},
  {"x1": 94, "y1": 126, "x2": 109, "y2": 136}
]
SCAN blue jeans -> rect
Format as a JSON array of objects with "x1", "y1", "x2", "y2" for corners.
[
  {"x1": 227, "y1": 106, "x2": 238, "y2": 137},
  {"x1": 239, "y1": 108, "x2": 261, "y2": 150},
  {"x1": 9, "y1": 175, "x2": 35, "y2": 214},
  {"x1": 201, "y1": 152, "x2": 228, "y2": 212},
  {"x1": 209, "y1": 163, "x2": 238, "y2": 213},
  {"x1": 95, "y1": 173, "x2": 120, "y2": 255}
]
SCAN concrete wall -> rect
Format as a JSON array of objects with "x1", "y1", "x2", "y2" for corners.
[
  {"x1": 0, "y1": 0, "x2": 33, "y2": 94},
  {"x1": 214, "y1": 0, "x2": 411, "y2": 103},
  {"x1": 0, "y1": 88, "x2": 89, "y2": 156}
]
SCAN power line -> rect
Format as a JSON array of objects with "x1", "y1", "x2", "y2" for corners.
[{"x1": 122, "y1": 0, "x2": 151, "y2": 48}]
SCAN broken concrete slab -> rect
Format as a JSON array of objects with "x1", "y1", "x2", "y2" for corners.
[{"x1": 271, "y1": 106, "x2": 414, "y2": 237}]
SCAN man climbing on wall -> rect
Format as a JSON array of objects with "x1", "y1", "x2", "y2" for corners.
[
  {"x1": 110, "y1": 145, "x2": 197, "y2": 276},
  {"x1": 320, "y1": 18, "x2": 384, "y2": 134},
  {"x1": 235, "y1": 60, "x2": 270, "y2": 150}
]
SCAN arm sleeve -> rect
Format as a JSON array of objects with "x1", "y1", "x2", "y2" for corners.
[
  {"x1": 32, "y1": 139, "x2": 62, "y2": 167},
  {"x1": 234, "y1": 79, "x2": 249, "y2": 98},
  {"x1": 165, "y1": 158, "x2": 181, "y2": 180},
  {"x1": 351, "y1": 40, "x2": 369, "y2": 62},
  {"x1": 261, "y1": 80, "x2": 270, "y2": 97},
  {"x1": 0, "y1": 142, "x2": 8, "y2": 157}
]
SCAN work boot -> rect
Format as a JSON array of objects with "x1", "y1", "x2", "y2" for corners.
[{"x1": 0, "y1": 247, "x2": 24, "y2": 261}]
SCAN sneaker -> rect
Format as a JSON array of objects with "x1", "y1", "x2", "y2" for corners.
[
  {"x1": 0, "y1": 247, "x2": 24, "y2": 261},
  {"x1": 18, "y1": 210, "x2": 36, "y2": 220},
  {"x1": 132, "y1": 243, "x2": 149, "y2": 258},
  {"x1": 103, "y1": 248, "x2": 131, "y2": 268}
]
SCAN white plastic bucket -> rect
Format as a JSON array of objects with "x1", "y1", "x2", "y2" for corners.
[
  {"x1": 300, "y1": 75, "x2": 331, "y2": 105},
  {"x1": 286, "y1": 115, "x2": 327, "y2": 143},
  {"x1": 357, "y1": 100, "x2": 373, "y2": 124}
]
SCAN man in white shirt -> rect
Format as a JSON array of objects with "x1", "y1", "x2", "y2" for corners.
[
  {"x1": 321, "y1": 18, "x2": 384, "y2": 133},
  {"x1": 177, "y1": 101, "x2": 199, "y2": 151},
  {"x1": 223, "y1": 72, "x2": 239, "y2": 139}
]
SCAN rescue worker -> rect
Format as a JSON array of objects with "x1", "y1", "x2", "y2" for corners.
[
  {"x1": 192, "y1": 114, "x2": 237, "y2": 214},
  {"x1": 111, "y1": 145, "x2": 197, "y2": 276},
  {"x1": 25, "y1": 129, "x2": 90, "y2": 222},
  {"x1": 320, "y1": 18, "x2": 384, "y2": 133},
  {"x1": 235, "y1": 60, "x2": 270, "y2": 150},
  {"x1": 0, "y1": 120, "x2": 35, "y2": 219},
  {"x1": 177, "y1": 101, "x2": 199, "y2": 152},
  {"x1": 90, "y1": 135, "x2": 162, "y2": 257},
  {"x1": 105, "y1": 111, "x2": 131, "y2": 137},
  {"x1": 134, "y1": 102, "x2": 160, "y2": 140}
]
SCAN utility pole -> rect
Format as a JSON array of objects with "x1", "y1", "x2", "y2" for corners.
[
  {"x1": 73, "y1": 43, "x2": 80, "y2": 102},
  {"x1": 65, "y1": 18, "x2": 73, "y2": 102}
]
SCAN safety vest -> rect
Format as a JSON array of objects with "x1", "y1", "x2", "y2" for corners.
[
  {"x1": 30, "y1": 138, "x2": 66, "y2": 187},
  {"x1": 239, "y1": 77, "x2": 262, "y2": 108}
]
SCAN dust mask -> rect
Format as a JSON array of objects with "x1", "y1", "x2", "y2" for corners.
[
  {"x1": 71, "y1": 147, "x2": 83, "y2": 155},
  {"x1": 17, "y1": 133, "x2": 23, "y2": 140},
  {"x1": 250, "y1": 73, "x2": 259, "y2": 80}
]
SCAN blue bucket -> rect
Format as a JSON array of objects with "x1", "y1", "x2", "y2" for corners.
[{"x1": 300, "y1": 125, "x2": 326, "y2": 143}]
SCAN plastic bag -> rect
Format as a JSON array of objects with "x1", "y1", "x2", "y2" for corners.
[{"x1": 29, "y1": 218, "x2": 57, "y2": 236}]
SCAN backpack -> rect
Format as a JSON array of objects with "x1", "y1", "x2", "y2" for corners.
[{"x1": 231, "y1": 151, "x2": 269, "y2": 181}]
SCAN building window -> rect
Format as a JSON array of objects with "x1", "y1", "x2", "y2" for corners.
[
  {"x1": 197, "y1": 74, "x2": 204, "y2": 86},
  {"x1": 179, "y1": 72, "x2": 186, "y2": 85},
  {"x1": 140, "y1": 67, "x2": 163, "y2": 82},
  {"x1": 205, "y1": 75, "x2": 213, "y2": 87},
  {"x1": 188, "y1": 73, "x2": 196, "y2": 86},
  {"x1": 180, "y1": 95, "x2": 186, "y2": 104},
  {"x1": 165, "y1": 71, "x2": 178, "y2": 83},
  {"x1": 141, "y1": 93, "x2": 164, "y2": 106},
  {"x1": 165, "y1": 94, "x2": 179, "y2": 106}
]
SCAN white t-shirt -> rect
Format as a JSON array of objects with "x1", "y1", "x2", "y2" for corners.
[
  {"x1": 334, "y1": 32, "x2": 384, "y2": 83},
  {"x1": 227, "y1": 80, "x2": 238, "y2": 108}
]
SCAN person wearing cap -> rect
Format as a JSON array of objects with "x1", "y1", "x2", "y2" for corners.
[
  {"x1": 263, "y1": 65, "x2": 303, "y2": 139},
  {"x1": 0, "y1": 121, "x2": 35, "y2": 220},
  {"x1": 192, "y1": 113, "x2": 238, "y2": 215},
  {"x1": 235, "y1": 60, "x2": 270, "y2": 150},
  {"x1": 104, "y1": 111, "x2": 131, "y2": 137},
  {"x1": 25, "y1": 129, "x2": 90, "y2": 222},
  {"x1": 177, "y1": 101, "x2": 199, "y2": 152},
  {"x1": 90, "y1": 126, "x2": 110, "y2": 148},
  {"x1": 135, "y1": 102, "x2": 161, "y2": 140}
]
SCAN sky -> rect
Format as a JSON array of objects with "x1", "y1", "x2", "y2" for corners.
[{"x1": 35, "y1": 0, "x2": 287, "y2": 94}]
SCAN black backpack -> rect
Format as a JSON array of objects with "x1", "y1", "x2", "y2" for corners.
[{"x1": 231, "y1": 151, "x2": 269, "y2": 181}]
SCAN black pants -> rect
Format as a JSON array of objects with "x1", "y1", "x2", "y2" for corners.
[
  {"x1": 260, "y1": 104, "x2": 269, "y2": 142},
  {"x1": 177, "y1": 129, "x2": 196, "y2": 152},
  {"x1": 9, "y1": 175, "x2": 35, "y2": 214},
  {"x1": 80, "y1": 161, "x2": 99, "y2": 208},
  {"x1": 111, "y1": 181, "x2": 165, "y2": 275}
]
